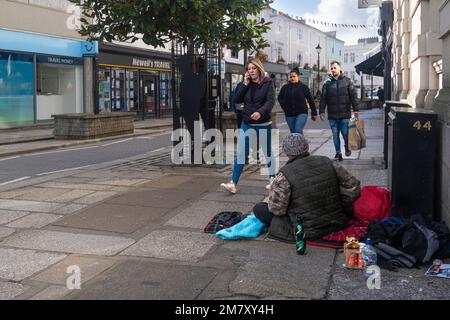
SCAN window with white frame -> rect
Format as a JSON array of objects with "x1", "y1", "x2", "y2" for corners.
[
  {"x1": 366, "y1": 74, "x2": 372, "y2": 80},
  {"x1": 344, "y1": 53, "x2": 348, "y2": 63},
  {"x1": 230, "y1": 50, "x2": 239, "y2": 59},
  {"x1": 298, "y1": 52, "x2": 302, "y2": 65},
  {"x1": 351, "y1": 71, "x2": 355, "y2": 80},
  {"x1": 298, "y1": 29, "x2": 303, "y2": 40},
  {"x1": 350, "y1": 53, "x2": 355, "y2": 63},
  {"x1": 277, "y1": 47, "x2": 283, "y2": 59}
]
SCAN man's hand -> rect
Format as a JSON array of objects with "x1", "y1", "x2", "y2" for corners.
[
  {"x1": 251, "y1": 112, "x2": 261, "y2": 121},
  {"x1": 354, "y1": 112, "x2": 360, "y2": 118},
  {"x1": 311, "y1": 115, "x2": 316, "y2": 121},
  {"x1": 320, "y1": 113, "x2": 326, "y2": 121}
]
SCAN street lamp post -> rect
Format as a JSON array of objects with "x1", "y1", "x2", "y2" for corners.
[{"x1": 315, "y1": 44, "x2": 322, "y2": 98}]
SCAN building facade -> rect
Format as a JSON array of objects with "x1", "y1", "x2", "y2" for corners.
[
  {"x1": 0, "y1": 0, "x2": 98, "y2": 129},
  {"x1": 343, "y1": 37, "x2": 384, "y2": 99},
  {"x1": 259, "y1": 6, "x2": 334, "y2": 92},
  {"x1": 390, "y1": 0, "x2": 449, "y2": 225},
  {"x1": 325, "y1": 31, "x2": 345, "y2": 67},
  {"x1": 96, "y1": 43, "x2": 173, "y2": 120}
]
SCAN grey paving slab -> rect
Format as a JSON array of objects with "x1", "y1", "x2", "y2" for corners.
[
  {"x1": 0, "y1": 281, "x2": 30, "y2": 300},
  {"x1": 32, "y1": 255, "x2": 116, "y2": 286},
  {"x1": 65, "y1": 260, "x2": 218, "y2": 300},
  {"x1": 236, "y1": 179, "x2": 270, "y2": 188},
  {"x1": 73, "y1": 191, "x2": 118, "y2": 205},
  {"x1": 328, "y1": 253, "x2": 450, "y2": 300},
  {"x1": 90, "y1": 179, "x2": 148, "y2": 186},
  {"x1": 0, "y1": 199, "x2": 64, "y2": 213},
  {"x1": 222, "y1": 241, "x2": 336, "y2": 299},
  {"x1": 0, "y1": 227, "x2": 15, "y2": 239},
  {"x1": 53, "y1": 203, "x2": 169, "y2": 234},
  {"x1": 14, "y1": 188, "x2": 69, "y2": 202},
  {"x1": 0, "y1": 248, "x2": 66, "y2": 281},
  {"x1": 6, "y1": 213, "x2": 63, "y2": 229},
  {"x1": 1, "y1": 230, "x2": 135, "y2": 256},
  {"x1": 165, "y1": 200, "x2": 255, "y2": 229},
  {"x1": 48, "y1": 190, "x2": 95, "y2": 203},
  {"x1": 106, "y1": 189, "x2": 195, "y2": 209},
  {"x1": 53, "y1": 177, "x2": 96, "y2": 184},
  {"x1": 36, "y1": 182, "x2": 116, "y2": 191},
  {"x1": 29, "y1": 285, "x2": 72, "y2": 300},
  {"x1": 202, "y1": 192, "x2": 265, "y2": 204},
  {"x1": 0, "y1": 210, "x2": 29, "y2": 224},
  {"x1": 0, "y1": 187, "x2": 36, "y2": 200},
  {"x1": 139, "y1": 175, "x2": 193, "y2": 189},
  {"x1": 52, "y1": 204, "x2": 88, "y2": 215},
  {"x1": 121, "y1": 230, "x2": 219, "y2": 262}
]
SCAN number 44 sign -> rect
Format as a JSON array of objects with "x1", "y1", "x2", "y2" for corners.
[
  {"x1": 358, "y1": 0, "x2": 382, "y2": 8},
  {"x1": 413, "y1": 120, "x2": 432, "y2": 131}
]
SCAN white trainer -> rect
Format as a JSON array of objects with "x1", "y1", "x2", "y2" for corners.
[{"x1": 220, "y1": 181, "x2": 237, "y2": 194}]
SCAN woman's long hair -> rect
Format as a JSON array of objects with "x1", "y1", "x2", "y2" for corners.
[{"x1": 246, "y1": 58, "x2": 266, "y2": 83}]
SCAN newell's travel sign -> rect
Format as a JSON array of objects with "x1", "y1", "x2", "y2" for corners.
[{"x1": 358, "y1": 0, "x2": 382, "y2": 8}]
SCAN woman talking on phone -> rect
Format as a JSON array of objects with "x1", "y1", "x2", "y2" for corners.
[{"x1": 220, "y1": 58, "x2": 276, "y2": 194}]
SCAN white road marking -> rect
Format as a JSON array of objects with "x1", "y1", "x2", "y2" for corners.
[
  {"x1": 0, "y1": 176, "x2": 31, "y2": 186},
  {"x1": 0, "y1": 156, "x2": 21, "y2": 162},
  {"x1": 28, "y1": 146, "x2": 99, "y2": 156},
  {"x1": 36, "y1": 165, "x2": 91, "y2": 176},
  {"x1": 102, "y1": 138, "x2": 133, "y2": 147},
  {"x1": 151, "y1": 147, "x2": 167, "y2": 153}
]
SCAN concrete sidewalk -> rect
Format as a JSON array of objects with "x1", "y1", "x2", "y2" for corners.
[{"x1": 0, "y1": 109, "x2": 449, "y2": 300}]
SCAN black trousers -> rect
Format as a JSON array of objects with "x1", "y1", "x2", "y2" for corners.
[{"x1": 252, "y1": 202, "x2": 274, "y2": 225}]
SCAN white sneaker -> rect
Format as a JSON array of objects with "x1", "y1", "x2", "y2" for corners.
[
  {"x1": 265, "y1": 177, "x2": 275, "y2": 190},
  {"x1": 220, "y1": 181, "x2": 237, "y2": 194}
]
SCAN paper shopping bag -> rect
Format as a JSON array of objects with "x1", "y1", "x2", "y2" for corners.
[
  {"x1": 356, "y1": 119, "x2": 366, "y2": 149},
  {"x1": 348, "y1": 119, "x2": 361, "y2": 150}
]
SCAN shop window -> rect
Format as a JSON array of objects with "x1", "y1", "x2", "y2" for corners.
[
  {"x1": 111, "y1": 68, "x2": 126, "y2": 112},
  {"x1": 36, "y1": 61, "x2": 83, "y2": 120},
  {"x1": 98, "y1": 68, "x2": 111, "y2": 112},
  {"x1": 160, "y1": 72, "x2": 172, "y2": 117},
  {"x1": 0, "y1": 52, "x2": 34, "y2": 128}
]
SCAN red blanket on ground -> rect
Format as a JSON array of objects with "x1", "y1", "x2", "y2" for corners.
[{"x1": 320, "y1": 186, "x2": 392, "y2": 243}]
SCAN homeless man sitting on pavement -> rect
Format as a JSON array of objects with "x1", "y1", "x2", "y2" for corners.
[{"x1": 216, "y1": 133, "x2": 361, "y2": 243}]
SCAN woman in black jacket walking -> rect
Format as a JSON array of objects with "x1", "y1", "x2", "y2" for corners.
[
  {"x1": 278, "y1": 69, "x2": 317, "y2": 134},
  {"x1": 221, "y1": 58, "x2": 276, "y2": 194}
]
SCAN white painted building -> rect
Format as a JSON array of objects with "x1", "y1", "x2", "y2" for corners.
[
  {"x1": 259, "y1": 7, "x2": 328, "y2": 69},
  {"x1": 343, "y1": 37, "x2": 384, "y2": 98}
]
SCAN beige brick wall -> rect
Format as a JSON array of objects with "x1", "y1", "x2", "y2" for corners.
[{"x1": 0, "y1": 0, "x2": 84, "y2": 39}]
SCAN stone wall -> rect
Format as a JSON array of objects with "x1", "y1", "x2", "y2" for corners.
[{"x1": 53, "y1": 113, "x2": 135, "y2": 140}]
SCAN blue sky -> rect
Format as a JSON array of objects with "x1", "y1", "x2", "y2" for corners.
[
  {"x1": 270, "y1": 0, "x2": 318, "y2": 17},
  {"x1": 270, "y1": 0, "x2": 380, "y2": 45}
]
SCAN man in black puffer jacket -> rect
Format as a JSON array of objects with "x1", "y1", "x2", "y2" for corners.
[{"x1": 319, "y1": 61, "x2": 359, "y2": 161}]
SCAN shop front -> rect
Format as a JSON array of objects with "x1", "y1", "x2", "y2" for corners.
[
  {"x1": 0, "y1": 28, "x2": 97, "y2": 129},
  {"x1": 97, "y1": 43, "x2": 173, "y2": 120}
]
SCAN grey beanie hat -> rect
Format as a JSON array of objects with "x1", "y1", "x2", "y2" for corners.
[{"x1": 282, "y1": 133, "x2": 309, "y2": 156}]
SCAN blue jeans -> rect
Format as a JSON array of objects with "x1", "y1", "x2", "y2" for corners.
[
  {"x1": 329, "y1": 119, "x2": 349, "y2": 153},
  {"x1": 285, "y1": 113, "x2": 308, "y2": 134},
  {"x1": 231, "y1": 123, "x2": 276, "y2": 184}
]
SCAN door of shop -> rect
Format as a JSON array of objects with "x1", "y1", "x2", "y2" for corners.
[{"x1": 140, "y1": 74, "x2": 158, "y2": 119}]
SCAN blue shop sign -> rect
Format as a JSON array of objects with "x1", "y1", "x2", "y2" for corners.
[
  {"x1": 0, "y1": 28, "x2": 98, "y2": 58},
  {"x1": 37, "y1": 54, "x2": 84, "y2": 65}
]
